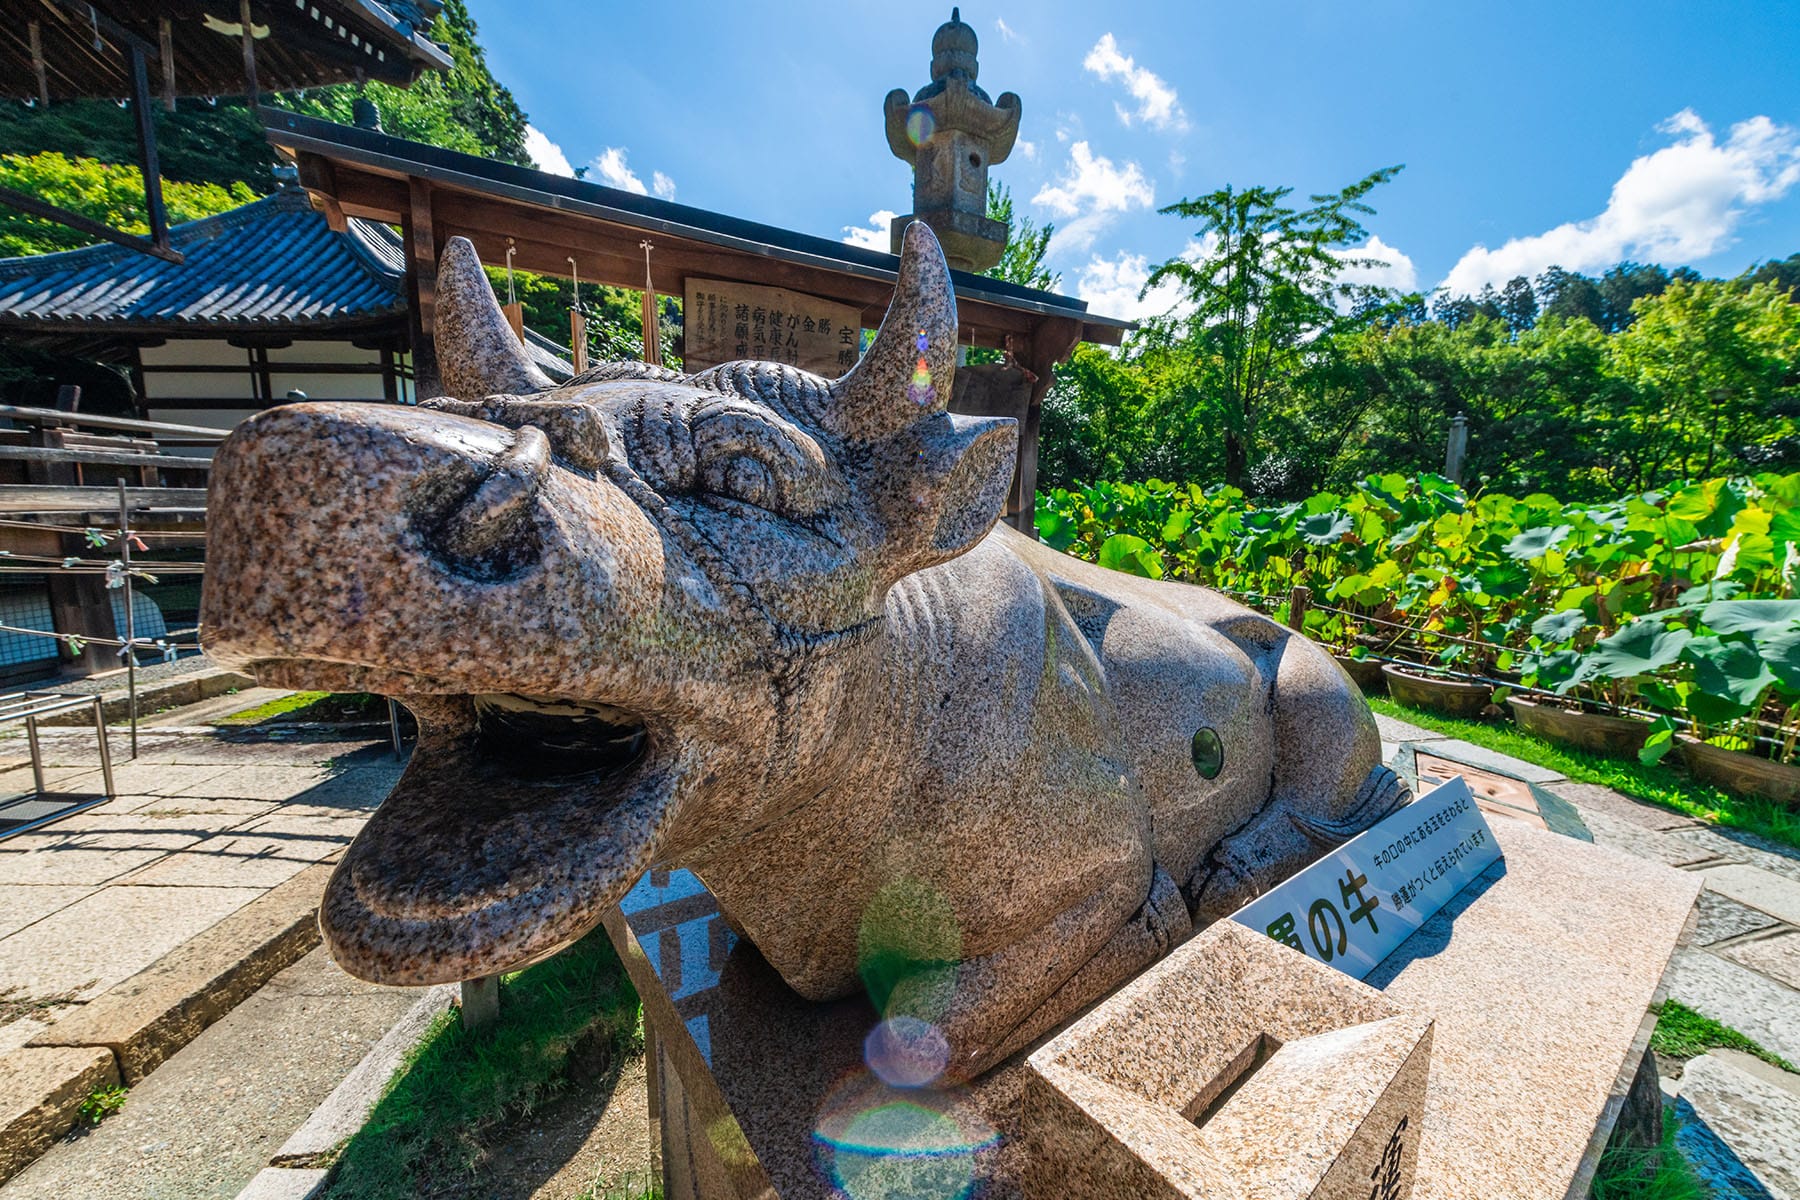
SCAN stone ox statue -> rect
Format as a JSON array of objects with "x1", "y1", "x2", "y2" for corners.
[{"x1": 203, "y1": 223, "x2": 1401, "y2": 1076}]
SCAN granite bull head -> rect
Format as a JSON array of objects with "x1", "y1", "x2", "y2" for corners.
[{"x1": 202, "y1": 223, "x2": 1402, "y2": 1075}]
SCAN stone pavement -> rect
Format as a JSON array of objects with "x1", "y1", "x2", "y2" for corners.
[
  {"x1": 0, "y1": 715, "x2": 402, "y2": 1186},
  {"x1": 1379, "y1": 712, "x2": 1800, "y2": 1198},
  {"x1": 1, "y1": 946, "x2": 418, "y2": 1200},
  {"x1": 0, "y1": 722, "x2": 402, "y2": 1054}
]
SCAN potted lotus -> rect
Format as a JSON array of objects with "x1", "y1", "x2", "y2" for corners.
[
  {"x1": 1508, "y1": 609, "x2": 1660, "y2": 757},
  {"x1": 1640, "y1": 599, "x2": 1800, "y2": 806}
]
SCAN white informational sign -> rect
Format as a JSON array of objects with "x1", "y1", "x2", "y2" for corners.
[{"x1": 1230, "y1": 777, "x2": 1501, "y2": 980}]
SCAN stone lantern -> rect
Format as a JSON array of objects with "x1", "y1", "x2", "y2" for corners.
[{"x1": 883, "y1": 8, "x2": 1020, "y2": 273}]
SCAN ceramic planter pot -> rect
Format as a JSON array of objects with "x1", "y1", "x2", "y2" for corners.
[
  {"x1": 1381, "y1": 664, "x2": 1492, "y2": 718},
  {"x1": 1333, "y1": 653, "x2": 1387, "y2": 696},
  {"x1": 1676, "y1": 734, "x2": 1800, "y2": 808},
  {"x1": 1506, "y1": 695, "x2": 1650, "y2": 758}
]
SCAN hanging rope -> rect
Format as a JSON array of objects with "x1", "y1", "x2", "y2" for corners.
[
  {"x1": 567, "y1": 256, "x2": 587, "y2": 373},
  {"x1": 640, "y1": 240, "x2": 663, "y2": 368}
]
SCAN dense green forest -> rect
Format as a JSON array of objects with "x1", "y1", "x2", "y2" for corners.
[{"x1": 1041, "y1": 169, "x2": 1800, "y2": 502}]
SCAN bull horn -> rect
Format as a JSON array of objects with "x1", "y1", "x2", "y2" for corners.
[
  {"x1": 433, "y1": 237, "x2": 554, "y2": 401},
  {"x1": 829, "y1": 221, "x2": 958, "y2": 442}
]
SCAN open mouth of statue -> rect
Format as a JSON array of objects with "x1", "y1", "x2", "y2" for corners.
[{"x1": 311, "y1": 687, "x2": 678, "y2": 987}]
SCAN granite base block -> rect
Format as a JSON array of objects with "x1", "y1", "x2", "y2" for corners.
[{"x1": 606, "y1": 819, "x2": 1697, "y2": 1199}]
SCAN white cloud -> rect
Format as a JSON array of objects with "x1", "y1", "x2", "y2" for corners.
[
  {"x1": 994, "y1": 16, "x2": 1019, "y2": 42},
  {"x1": 842, "y1": 210, "x2": 897, "y2": 251},
  {"x1": 1083, "y1": 33, "x2": 1188, "y2": 133},
  {"x1": 1440, "y1": 110, "x2": 1800, "y2": 295},
  {"x1": 1016, "y1": 137, "x2": 1038, "y2": 162},
  {"x1": 1075, "y1": 239, "x2": 1215, "y2": 323},
  {"x1": 1333, "y1": 235, "x2": 1418, "y2": 292},
  {"x1": 591, "y1": 146, "x2": 676, "y2": 199},
  {"x1": 1032, "y1": 141, "x2": 1154, "y2": 253},
  {"x1": 524, "y1": 125, "x2": 574, "y2": 178}
]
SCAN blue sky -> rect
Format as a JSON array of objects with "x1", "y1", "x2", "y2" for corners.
[{"x1": 471, "y1": 1, "x2": 1800, "y2": 322}]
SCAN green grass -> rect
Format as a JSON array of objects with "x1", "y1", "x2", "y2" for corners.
[
  {"x1": 1589, "y1": 1116, "x2": 1708, "y2": 1200},
  {"x1": 1367, "y1": 696, "x2": 1800, "y2": 852},
  {"x1": 325, "y1": 929, "x2": 641, "y2": 1200},
  {"x1": 1651, "y1": 999, "x2": 1797, "y2": 1072},
  {"x1": 218, "y1": 691, "x2": 387, "y2": 725}
]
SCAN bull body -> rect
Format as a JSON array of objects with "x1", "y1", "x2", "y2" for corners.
[{"x1": 203, "y1": 224, "x2": 1396, "y2": 1077}]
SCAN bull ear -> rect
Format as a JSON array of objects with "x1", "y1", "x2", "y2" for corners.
[
  {"x1": 433, "y1": 237, "x2": 553, "y2": 400},
  {"x1": 829, "y1": 222, "x2": 958, "y2": 443},
  {"x1": 874, "y1": 412, "x2": 1019, "y2": 578}
]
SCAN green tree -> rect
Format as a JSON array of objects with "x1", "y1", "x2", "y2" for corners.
[
  {"x1": 1605, "y1": 278, "x2": 1800, "y2": 486},
  {"x1": 1536, "y1": 266, "x2": 1607, "y2": 327},
  {"x1": 277, "y1": 0, "x2": 529, "y2": 165},
  {"x1": 0, "y1": 151, "x2": 256, "y2": 256},
  {"x1": 1499, "y1": 275, "x2": 1538, "y2": 334},
  {"x1": 984, "y1": 183, "x2": 1058, "y2": 290},
  {"x1": 1141, "y1": 166, "x2": 1404, "y2": 487}
]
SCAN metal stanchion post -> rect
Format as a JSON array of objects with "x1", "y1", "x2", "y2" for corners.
[
  {"x1": 388, "y1": 697, "x2": 404, "y2": 760},
  {"x1": 91, "y1": 695, "x2": 114, "y2": 796},
  {"x1": 117, "y1": 482, "x2": 137, "y2": 760}
]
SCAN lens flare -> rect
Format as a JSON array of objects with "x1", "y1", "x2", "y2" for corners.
[
  {"x1": 906, "y1": 104, "x2": 936, "y2": 147},
  {"x1": 864, "y1": 1016, "x2": 950, "y2": 1088},
  {"x1": 813, "y1": 1073, "x2": 997, "y2": 1200},
  {"x1": 857, "y1": 878, "x2": 961, "y2": 1022}
]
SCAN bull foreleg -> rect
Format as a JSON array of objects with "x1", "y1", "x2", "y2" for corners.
[{"x1": 883, "y1": 861, "x2": 1188, "y2": 1078}]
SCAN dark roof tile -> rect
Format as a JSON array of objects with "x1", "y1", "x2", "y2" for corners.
[{"x1": 0, "y1": 188, "x2": 405, "y2": 332}]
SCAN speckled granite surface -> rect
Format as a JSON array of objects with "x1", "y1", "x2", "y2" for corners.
[
  {"x1": 605, "y1": 815, "x2": 1695, "y2": 1199},
  {"x1": 202, "y1": 221, "x2": 1399, "y2": 1073}
]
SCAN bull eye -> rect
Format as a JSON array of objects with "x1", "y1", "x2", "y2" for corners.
[
  {"x1": 1191, "y1": 727, "x2": 1224, "y2": 779},
  {"x1": 716, "y1": 455, "x2": 775, "y2": 509}
]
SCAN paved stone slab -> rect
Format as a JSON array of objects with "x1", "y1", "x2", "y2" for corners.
[
  {"x1": 1667, "y1": 948, "x2": 1800, "y2": 1069},
  {"x1": 235, "y1": 1167, "x2": 327, "y2": 1200},
  {"x1": 1695, "y1": 890, "x2": 1782, "y2": 946},
  {"x1": 1410, "y1": 736, "x2": 1568, "y2": 783},
  {"x1": 1, "y1": 947, "x2": 418, "y2": 1200},
  {"x1": 124, "y1": 815, "x2": 353, "y2": 890},
  {"x1": 1677, "y1": 1051, "x2": 1800, "y2": 1199},
  {"x1": 1550, "y1": 780, "x2": 1701, "y2": 831},
  {"x1": 1374, "y1": 713, "x2": 1447, "y2": 744},
  {"x1": 273, "y1": 983, "x2": 453, "y2": 1165},
  {"x1": 2, "y1": 764, "x2": 236, "y2": 801},
  {"x1": 1577, "y1": 807, "x2": 1722, "y2": 870},
  {"x1": 32, "y1": 864, "x2": 331, "y2": 1083},
  {"x1": 1703, "y1": 863, "x2": 1800, "y2": 927},
  {"x1": 0, "y1": 1045, "x2": 118, "y2": 1186},
  {"x1": 0, "y1": 884, "x2": 261, "y2": 1000},
  {"x1": 0, "y1": 885, "x2": 94, "y2": 941},
  {"x1": 1720, "y1": 931, "x2": 1800, "y2": 993},
  {"x1": 0, "y1": 832, "x2": 196, "y2": 887}
]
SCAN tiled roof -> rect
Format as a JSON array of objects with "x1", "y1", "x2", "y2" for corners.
[{"x1": 0, "y1": 188, "x2": 406, "y2": 332}]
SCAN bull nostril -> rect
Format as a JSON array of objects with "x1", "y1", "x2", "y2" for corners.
[{"x1": 434, "y1": 425, "x2": 550, "y2": 574}]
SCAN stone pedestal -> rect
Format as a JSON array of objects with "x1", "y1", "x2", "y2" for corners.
[{"x1": 605, "y1": 817, "x2": 1699, "y2": 1199}]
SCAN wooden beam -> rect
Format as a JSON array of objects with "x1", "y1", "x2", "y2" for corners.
[
  {"x1": 239, "y1": 0, "x2": 260, "y2": 105},
  {"x1": 0, "y1": 404, "x2": 229, "y2": 440},
  {"x1": 405, "y1": 176, "x2": 441, "y2": 396},
  {"x1": 159, "y1": 18, "x2": 176, "y2": 112},
  {"x1": 0, "y1": 447, "x2": 212, "y2": 471},
  {"x1": 1011, "y1": 317, "x2": 1083, "y2": 537},
  {"x1": 0, "y1": 486, "x2": 209, "y2": 514},
  {"x1": 0, "y1": 185, "x2": 183, "y2": 266},
  {"x1": 28, "y1": 20, "x2": 48, "y2": 107}
]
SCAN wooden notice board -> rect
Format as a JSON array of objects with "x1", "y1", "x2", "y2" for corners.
[{"x1": 683, "y1": 278, "x2": 863, "y2": 375}]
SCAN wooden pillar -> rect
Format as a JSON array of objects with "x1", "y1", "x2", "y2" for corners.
[
  {"x1": 159, "y1": 18, "x2": 176, "y2": 112},
  {"x1": 1013, "y1": 317, "x2": 1082, "y2": 538},
  {"x1": 239, "y1": 0, "x2": 260, "y2": 105},
  {"x1": 28, "y1": 21, "x2": 48, "y2": 107},
  {"x1": 403, "y1": 178, "x2": 441, "y2": 398}
]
